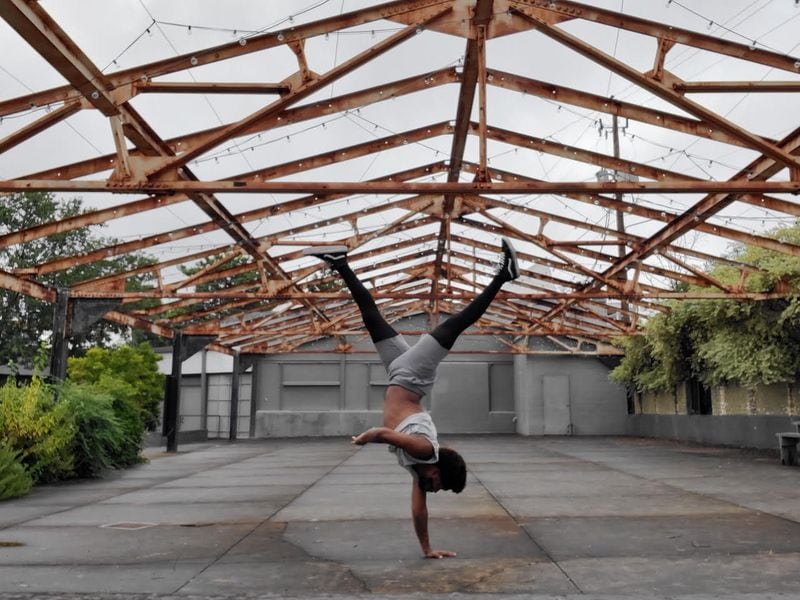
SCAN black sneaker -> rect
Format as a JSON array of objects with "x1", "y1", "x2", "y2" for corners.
[
  {"x1": 302, "y1": 245, "x2": 349, "y2": 268},
  {"x1": 499, "y1": 237, "x2": 520, "y2": 281}
]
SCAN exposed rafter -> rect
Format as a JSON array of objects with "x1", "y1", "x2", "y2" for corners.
[{"x1": 1, "y1": 0, "x2": 799, "y2": 355}]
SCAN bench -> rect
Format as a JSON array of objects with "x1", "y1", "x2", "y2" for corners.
[{"x1": 776, "y1": 431, "x2": 800, "y2": 466}]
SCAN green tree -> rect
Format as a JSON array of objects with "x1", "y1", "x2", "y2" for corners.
[
  {"x1": 167, "y1": 253, "x2": 265, "y2": 323},
  {"x1": 611, "y1": 220, "x2": 800, "y2": 392},
  {"x1": 0, "y1": 192, "x2": 155, "y2": 367},
  {"x1": 67, "y1": 343, "x2": 165, "y2": 431}
]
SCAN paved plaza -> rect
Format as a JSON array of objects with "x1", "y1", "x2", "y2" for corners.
[{"x1": 1, "y1": 435, "x2": 799, "y2": 600}]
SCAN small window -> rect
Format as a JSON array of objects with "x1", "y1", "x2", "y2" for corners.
[{"x1": 687, "y1": 378, "x2": 712, "y2": 415}]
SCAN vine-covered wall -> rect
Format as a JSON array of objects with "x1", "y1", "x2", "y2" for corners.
[{"x1": 635, "y1": 380, "x2": 798, "y2": 416}]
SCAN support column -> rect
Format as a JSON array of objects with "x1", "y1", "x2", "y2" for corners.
[
  {"x1": 200, "y1": 349, "x2": 208, "y2": 435},
  {"x1": 513, "y1": 353, "x2": 531, "y2": 435},
  {"x1": 229, "y1": 351, "x2": 240, "y2": 441},
  {"x1": 49, "y1": 288, "x2": 70, "y2": 381},
  {"x1": 164, "y1": 331, "x2": 183, "y2": 453},
  {"x1": 163, "y1": 333, "x2": 216, "y2": 452},
  {"x1": 50, "y1": 295, "x2": 120, "y2": 382},
  {"x1": 249, "y1": 359, "x2": 259, "y2": 438}
]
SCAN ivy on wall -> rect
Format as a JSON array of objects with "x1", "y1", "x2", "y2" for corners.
[{"x1": 610, "y1": 221, "x2": 800, "y2": 393}]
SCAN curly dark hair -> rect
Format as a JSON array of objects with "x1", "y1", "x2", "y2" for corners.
[{"x1": 437, "y1": 447, "x2": 466, "y2": 493}]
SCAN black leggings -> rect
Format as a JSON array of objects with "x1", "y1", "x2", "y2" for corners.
[{"x1": 337, "y1": 264, "x2": 505, "y2": 350}]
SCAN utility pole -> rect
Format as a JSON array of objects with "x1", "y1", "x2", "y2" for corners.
[{"x1": 596, "y1": 114, "x2": 632, "y2": 326}]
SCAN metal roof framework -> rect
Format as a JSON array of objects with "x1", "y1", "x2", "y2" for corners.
[{"x1": 1, "y1": 0, "x2": 800, "y2": 356}]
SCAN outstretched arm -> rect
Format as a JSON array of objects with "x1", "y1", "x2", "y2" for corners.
[
  {"x1": 411, "y1": 481, "x2": 457, "y2": 559},
  {"x1": 351, "y1": 426, "x2": 434, "y2": 460}
]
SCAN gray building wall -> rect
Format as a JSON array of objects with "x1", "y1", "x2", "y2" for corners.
[
  {"x1": 627, "y1": 415, "x2": 796, "y2": 450},
  {"x1": 153, "y1": 349, "x2": 253, "y2": 443},
  {"x1": 253, "y1": 315, "x2": 628, "y2": 438},
  {"x1": 512, "y1": 354, "x2": 628, "y2": 436},
  {"x1": 206, "y1": 373, "x2": 252, "y2": 439}
]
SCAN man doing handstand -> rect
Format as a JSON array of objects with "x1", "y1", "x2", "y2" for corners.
[{"x1": 304, "y1": 238, "x2": 520, "y2": 558}]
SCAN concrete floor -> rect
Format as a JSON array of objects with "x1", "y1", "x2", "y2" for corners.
[{"x1": 1, "y1": 435, "x2": 799, "y2": 600}]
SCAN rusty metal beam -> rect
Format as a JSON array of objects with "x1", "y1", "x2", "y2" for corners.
[
  {"x1": 530, "y1": 121, "x2": 800, "y2": 327},
  {"x1": 0, "y1": 1, "x2": 118, "y2": 115},
  {"x1": 0, "y1": 102, "x2": 81, "y2": 155},
  {"x1": 513, "y1": 7, "x2": 800, "y2": 171},
  {"x1": 675, "y1": 81, "x2": 800, "y2": 94},
  {"x1": 430, "y1": 0, "x2": 495, "y2": 319},
  {"x1": 66, "y1": 164, "x2": 449, "y2": 293},
  {"x1": 511, "y1": 0, "x2": 800, "y2": 74},
  {"x1": 136, "y1": 81, "x2": 290, "y2": 95},
  {"x1": 65, "y1": 288, "x2": 796, "y2": 302},
  {"x1": 0, "y1": 0, "x2": 454, "y2": 117},
  {"x1": 486, "y1": 69, "x2": 770, "y2": 148},
  {"x1": 459, "y1": 165, "x2": 800, "y2": 260},
  {"x1": 0, "y1": 269, "x2": 56, "y2": 301},
  {"x1": 21, "y1": 69, "x2": 458, "y2": 181},
  {"x1": 144, "y1": 9, "x2": 452, "y2": 178},
  {"x1": 4, "y1": 178, "x2": 799, "y2": 194}
]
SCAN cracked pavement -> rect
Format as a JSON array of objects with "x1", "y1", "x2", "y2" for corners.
[{"x1": 1, "y1": 436, "x2": 799, "y2": 599}]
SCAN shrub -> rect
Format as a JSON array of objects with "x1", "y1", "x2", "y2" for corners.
[
  {"x1": 68, "y1": 343, "x2": 164, "y2": 431},
  {"x1": 58, "y1": 381, "x2": 147, "y2": 478},
  {"x1": 58, "y1": 383, "x2": 126, "y2": 478},
  {"x1": 109, "y1": 392, "x2": 146, "y2": 468},
  {"x1": 0, "y1": 377, "x2": 74, "y2": 483},
  {"x1": 0, "y1": 445, "x2": 33, "y2": 500},
  {"x1": 611, "y1": 220, "x2": 800, "y2": 393}
]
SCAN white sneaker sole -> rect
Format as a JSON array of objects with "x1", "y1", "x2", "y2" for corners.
[
  {"x1": 302, "y1": 245, "x2": 349, "y2": 257},
  {"x1": 501, "y1": 237, "x2": 520, "y2": 280}
]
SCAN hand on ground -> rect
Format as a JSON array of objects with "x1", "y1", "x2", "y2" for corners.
[{"x1": 424, "y1": 549, "x2": 457, "y2": 559}]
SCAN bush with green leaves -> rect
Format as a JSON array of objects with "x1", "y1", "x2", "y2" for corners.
[
  {"x1": 0, "y1": 444, "x2": 33, "y2": 500},
  {"x1": 611, "y1": 220, "x2": 800, "y2": 393},
  {"x1": 68, "y1": 343, "x2": 164, "y2": 431},
  {"x1": 58, "y1": 383, "x2": 131, "y2": 478},
  {"x1": 0, "y1": 376, "x2": 74, "y2": 483}
]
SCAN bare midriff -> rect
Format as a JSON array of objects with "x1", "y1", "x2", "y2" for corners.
[{"x1": 383, "y1": 384, "x2": 424, "y2": 429}]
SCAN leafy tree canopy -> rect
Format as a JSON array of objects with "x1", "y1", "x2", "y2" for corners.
[
  {"x1": 67, "y1": 342, "x2": 164, "y2": 430},
  {"x1": 611, "y1": 220, "x2": 800, "y2": 392},
  {"x1": 0, "y1": 192, "x2": 156, "y2": 367}
]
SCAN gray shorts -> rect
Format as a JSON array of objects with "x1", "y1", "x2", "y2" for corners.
[{"x1": 374, "y1": 334, "x2": 449, "y2": 398}]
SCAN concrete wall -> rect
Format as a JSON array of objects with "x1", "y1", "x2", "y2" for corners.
[
  {"x1": 513, "y1": 354, "x2": 628, "y2": 436},
  {"x1": 637, "y1": 380, "x2": 799, "y2": 417},
  {"x1": 155, "y1": 349, "x2": 253, "y2": 441},
  {"x1": 628, "y1": 414, "x2": 797, "y2": 449},
  {"x1": 206, "y1": 373, "x2": 252, "y2": 439},
  {"x1": 253, "y1": 315, "x2": 627, "y2": 438},
  {"x1": 630, "y1": 380, "x2": 799, "y2": 449},
  {"x1": 252, "y1": 352, "x2": 517, "y2": 437}
]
